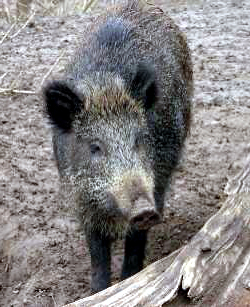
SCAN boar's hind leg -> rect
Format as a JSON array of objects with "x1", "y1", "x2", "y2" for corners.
[
  {"x1": 121, "y1": 229, "x2": 148, "y2": 280},
  {"x1": 85, "y1": 230, "x2": 111, "y2": 293}
]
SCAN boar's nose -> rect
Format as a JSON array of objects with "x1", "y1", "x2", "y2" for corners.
[
  {"x1": 130, "y1": 197, "x2": 161, "y2": 230},
  {"x1": 107, "y1": 171, "x2": 160, "y2": 229},
  {"x1": 128, "y1": 177, "x2": 161, "y2": 230}
]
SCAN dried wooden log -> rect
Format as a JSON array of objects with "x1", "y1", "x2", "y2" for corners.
[{"x1": 64, "y1": 158, "x2": 250, "y2": 307}]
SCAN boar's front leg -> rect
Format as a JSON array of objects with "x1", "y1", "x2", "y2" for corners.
[
  {"x1": 85, "y1": 230, "x2": 111, "y2": 293},
  {"x1": 121, "y1": 228, "x2": 148, "y2": 280}
]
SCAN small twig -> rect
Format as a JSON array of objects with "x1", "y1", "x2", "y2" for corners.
[
  {"x1": 83, "y1": 0, "x2": 97, "y2": 12},
  {"x1": 0, "y1": 88, "x2": 37, "y2": 95},
  {"x1": 35, "y1": 0, "x2": 48, "y2": 10},
  {"x1": 5, "y1": 263, "x2": 9, "y2": 273},
  {"x1": 0, "y1": 73, "x2": 7, "y2": 85},
  {"x1": 10, "y1": 11, "x2": 35, "y2": 39},
  {"x1": 51, "y1": 293, "x2": 58, "y2": 307},
  {"x1": 0, "y1": 22, "x2": 17, "y2": 45},
  {"x1": 41, "y1": 0, "x2": 63, "y2": 16},
  {"x1": 3, "y1": 0, "x2": 11, "y2": 23},
  {"x1": 41, "y1": 51, "x2": 66, "y2": 86}
]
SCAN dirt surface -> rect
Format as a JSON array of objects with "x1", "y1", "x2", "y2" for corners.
[{"x1": 1, "y1": 0, "x2": 250, "y2": 306}]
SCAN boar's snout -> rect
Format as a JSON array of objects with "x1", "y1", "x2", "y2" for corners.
[
  {"x1": 108, "y1": 172, "x2": 161, "y2": 230},
  {"x1": 130, "y1": 198, "x2": 161, "y2": 230}
]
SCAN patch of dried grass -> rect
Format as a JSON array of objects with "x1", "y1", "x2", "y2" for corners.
[
  {"x1": 1, "y1": 0, "x2": 99, "y2": 22},
  {"x1": 32, "y1": 0, "x2": 98, "y2": 16}
]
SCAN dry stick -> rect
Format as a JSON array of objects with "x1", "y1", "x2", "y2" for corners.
[
  {"x1": 42, "y1": 2, "x2": 58, "y2": 16},
  {"x1": 0, "y1": 88, "x2": 36, "y2": 95},
  {"x1": 0, "y1": 23, "x2": 17, "y2": 45},
  {"x1": 41, "y1": 51, "x2": 66, "y2": 86},
  {"x1": 83, "y1": 0, "x2": 97, "y2": 12},
  {"x1": 0, "y1": 73, "x2": 7, "y2": 85},
  {"x1": 51, "y1": 293, "x2": 59, "y2": 307},
  {"x1": 3, "y1": 0, "x2": 11, "y2": 23},
  {"x1": 4, "y1": 263, "x2": 9, "y2": 273},
  {"x1": 35, "y1": 0, "x2": 47, "y2": 11},
  {"x1": 10, "y1": 11, "x2": 35, "y2": 39}
]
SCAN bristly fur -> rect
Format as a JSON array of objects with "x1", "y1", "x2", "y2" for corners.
[
  {"x1": 44, "y1": 0, "x2": 193, "y2": 238},
  {"x1": 76, "y1": 72, "x2": 144, "y2": 116}
]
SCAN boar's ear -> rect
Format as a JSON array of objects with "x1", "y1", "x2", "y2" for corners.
[
  {"x1": 130, "y1": 62, "x2": 158, "y2": 110},
  {"x1": 43, "y1": 81, "x2": 82, "y2": 131}
]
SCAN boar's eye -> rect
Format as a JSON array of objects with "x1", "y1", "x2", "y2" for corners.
[{"x1": 89, "y1": 143, "x2": 103, "y2": 159}]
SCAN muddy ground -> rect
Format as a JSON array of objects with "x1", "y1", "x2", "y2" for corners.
[{"x1": 1, "y1": 0, "x2": 250, "y2": 306}]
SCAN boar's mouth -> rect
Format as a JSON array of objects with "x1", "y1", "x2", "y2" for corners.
[
  {"x1": 130, "y1": 197, "x2": 161, "y2": 230},
  {"x1": 106, "y1": 192, "x2": 161, "y2": 230}
]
